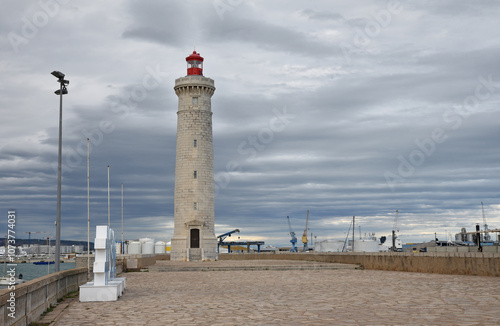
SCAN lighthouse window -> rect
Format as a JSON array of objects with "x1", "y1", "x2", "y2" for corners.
[
  {"x1": 194, "y1": 202, "x2": 197, "y2": 210},
  {"x1": 194, "y1": 171, "x2": 197, "y2": 179},
  {"x1": 192, "y1": 97, "x2": 198, "y2": 105},
  {"x1": 193, "y1": 139, "x2": 197, "y2": 148}
]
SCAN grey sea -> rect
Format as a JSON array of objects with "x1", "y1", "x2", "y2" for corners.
[{"x1": 0, "y1": 262, "x2": 76, "y2": 289}]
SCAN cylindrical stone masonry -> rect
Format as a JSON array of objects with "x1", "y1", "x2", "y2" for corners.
[{"x1": 171, "y1": 74, "x2": 217, "y2": 261}]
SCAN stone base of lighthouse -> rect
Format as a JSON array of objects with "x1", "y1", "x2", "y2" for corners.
[{"x1": 170, "y1": 235, "x2": 217, "y2": 261}]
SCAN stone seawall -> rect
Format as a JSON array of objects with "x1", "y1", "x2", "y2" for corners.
[
  {"x1": 0, "y1": 267, "x2": 88, "y2": 326},
  {"x1": 219, "y1": 252, "x2": 500, "y2": 277}
]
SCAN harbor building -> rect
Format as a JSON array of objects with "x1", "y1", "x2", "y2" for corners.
[{"x1": 170, "y1": 51, "x2": 217, "y2": 261}]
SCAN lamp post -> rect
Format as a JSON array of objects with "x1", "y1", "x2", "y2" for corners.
[{"x1": 52, "y1": 70, "x2": 69, "y2": 272}]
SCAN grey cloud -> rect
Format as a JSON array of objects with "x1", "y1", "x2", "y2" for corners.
[
  {"x1": 411, "y1": 0, "x2": 500, "y2": 16},
  {"x1": 122, "y1": 0, "x2": 193, "y2": 46},
  {"x1": 300, "y1": 9, "x2": 344, "y2": 22},
  {"x1": 200, "y1": 14, "x2": 340, "y2": 57}
]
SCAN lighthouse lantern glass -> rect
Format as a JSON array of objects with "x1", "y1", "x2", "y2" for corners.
[
  {"x1": 187, "y1": 61, "x2": 203, "y2": 72},
  {"x1": 188, "y1": 60, "x2": 201, "y2": 68}
]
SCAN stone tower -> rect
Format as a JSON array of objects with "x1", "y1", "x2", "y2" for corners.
[{"x1": 171, "y1": 51, "x2": 217, "y2": 261}]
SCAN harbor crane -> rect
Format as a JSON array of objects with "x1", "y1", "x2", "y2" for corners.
[
  {"x1": 342, "y1": 219, "x2": 353, "y2": 252},
  {"x1": 216, "y1": 229, "x2": 240, "y2": 253},
  {"x1": 481, "y1": 202, "x2": 490, "y2": 241},
  {"x1": 217, "y1": 229, "x2": 264, "y2": 253},
  {"x1": 302, "y1": 210, "x2": 310, "y2": 252},
  {"x1": 392, "y1": 210, "x2": 399, "y2": 252},
  {"x1": 286, "y1": 216, "x2": 297, "y2": 252}
]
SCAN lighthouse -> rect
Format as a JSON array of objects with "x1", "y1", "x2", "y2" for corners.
[{"x1": 171, "y1": 51, "x2": 217, "y2": 261}]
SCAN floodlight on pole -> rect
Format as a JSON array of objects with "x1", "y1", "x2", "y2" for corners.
[
  {"x1": 54, "y1": 88, "x2": 68, "y2": 95},
  {"x1": 52, "y1": 70, "x2": 69, "y2": 273},
  {"x1": 51, "y1": 70, "x2": 65, "y2": 79}
]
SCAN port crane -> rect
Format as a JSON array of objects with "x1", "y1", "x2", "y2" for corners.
[
  {"x1": 342, "y1": 219, "x2": 353, "y2": 252},
  {"x1": 216, "y1": 229, "x2": 264, "y2": 253},
  {"x1": 481, "y1": 202, "x2": 490, "y2": 241},
  {"x1": 216, "y1": 229, "x2": 240, "y2": 253},
  {"x1": 286, "y1": 216, "x2": 297, "y2": 252},
  {"x1": 302, "y1": 210, "x2": 309, "y2": 252}
]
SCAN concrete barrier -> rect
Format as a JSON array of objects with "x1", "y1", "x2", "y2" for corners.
[
  {"x1": 0, "y1": 267, "x2": 88, "y2": 326},
  {"x1": 219, "y1": 252, "x2": 500, "y2": 277}
]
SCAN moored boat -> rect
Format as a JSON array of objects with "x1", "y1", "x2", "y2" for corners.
[{"x1": 33, "y1": 261, "x2": 55, "y2": 265}]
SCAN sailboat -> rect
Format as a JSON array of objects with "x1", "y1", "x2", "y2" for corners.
[{"x1": 0, "y1": 275, "x2": 24, "y2": 286}]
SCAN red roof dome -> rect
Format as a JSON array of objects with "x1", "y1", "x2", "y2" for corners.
[{"x1": 186, "y1": 51, "x2": 204, "y2": 62}]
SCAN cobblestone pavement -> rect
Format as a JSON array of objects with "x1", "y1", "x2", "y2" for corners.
[{"x1": 54, "y1": 260, "x2": 500, "y2": 325}]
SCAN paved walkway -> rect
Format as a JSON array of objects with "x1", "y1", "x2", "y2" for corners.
[{"x1": 51, "y1": 260, "x2": 499, "y2": 325}]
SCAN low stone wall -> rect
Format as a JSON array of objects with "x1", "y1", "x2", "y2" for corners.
[
  {"x1": 121, "y1": 254, "x2": 156, "y2": 271},
  {"x1": 219, "y1": 252, "x2": 500, "y2": 277},
  {"x1": 156, "y1": 253, "x2": 170, "y2": 261},
  {"x1": 0, "y1": 267, "x2": 88, "y2": 326}
]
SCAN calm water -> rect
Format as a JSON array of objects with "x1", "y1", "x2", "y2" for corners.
[{"x1": 0, "y1": 262, "x2": 76, "y2": 289}]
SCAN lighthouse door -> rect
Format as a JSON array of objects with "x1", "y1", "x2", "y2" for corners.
[{"x1": 190, "y1": 228, "x2": 200, "y2": 248}]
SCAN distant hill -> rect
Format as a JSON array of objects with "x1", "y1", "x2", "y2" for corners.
[{"x1": 1, "y1": 238, "x2": 93, "y2": 250}]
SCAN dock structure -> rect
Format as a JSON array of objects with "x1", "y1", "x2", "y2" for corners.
[
  {"x1": 220, "y1": 241, "x2": 265, "y2": 253},
  {"x1": 465, "y1": 228, "x2": 500, "y2": 236}
]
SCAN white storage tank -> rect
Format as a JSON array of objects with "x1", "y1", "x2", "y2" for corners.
[
  {"x1": 155, "y1": 241, "x2": 166, "y2": 254},
  {"x1": 128, "y1": 241, "x2": 142, "y2": 254},
  {"x1": 142, "y1": 239, "x2": 155, "y2": 254},
  {"x1": 353, "y1": 239, "x2": 379, "y2": 252},
  {"x1": 314, "y1": 240, "x2": 345, "y2": 252}
]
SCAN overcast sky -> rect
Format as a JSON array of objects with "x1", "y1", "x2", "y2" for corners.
[{"x1": 1, "y1": 0, "x2": 499, "y2": 247}]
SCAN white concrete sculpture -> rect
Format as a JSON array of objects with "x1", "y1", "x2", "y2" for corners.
[{"x1": 79, "y1": 225, "x2": 126, "y2": 301}]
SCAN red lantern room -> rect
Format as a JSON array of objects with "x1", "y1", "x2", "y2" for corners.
[{"x1": 186, "y1": 51, "x2": 204, "y2": 76}]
